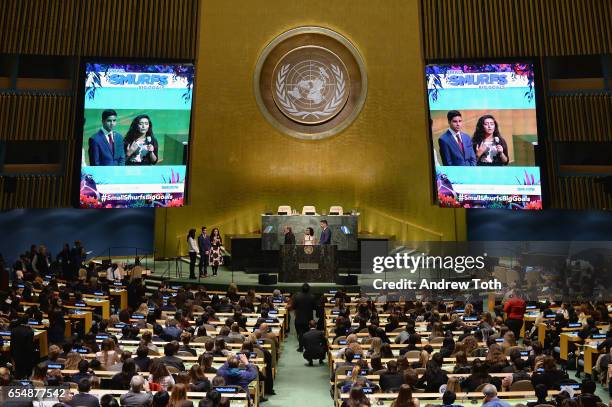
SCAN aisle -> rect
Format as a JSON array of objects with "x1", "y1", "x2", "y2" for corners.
[{"x1": 268, "y1": 318, "x2": 332, "y2": 407}]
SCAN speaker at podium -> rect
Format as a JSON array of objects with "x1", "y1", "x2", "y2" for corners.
[{"x1": 279, "y1": 244, "x2": 337, "y2": 283}]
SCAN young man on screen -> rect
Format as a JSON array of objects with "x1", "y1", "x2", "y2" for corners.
[
  {"x1": 438, "y1": 110, "x2": 477, "y2": 166},
  {"x1": 88, "y1": 109, "x2": 126, "y2": 166}
]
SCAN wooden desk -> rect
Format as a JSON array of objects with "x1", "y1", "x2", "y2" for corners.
[
  {"x1": 109, "y1": 288, "x2": 127, "y2": 310},
  {"x1": 1, "y1": 328, "x2": 48, "y2": 359},
  {"x1": 583, "y1": 344, "x2": 604, "y2": 375},
  {"x1": 559, "y1": 332, "x2": 583, "y2": 361},
  {"x1": 65, "y1": 309, "x2": 94, "y2": 333},
  {"x1": 83, "y1": 298, "x2": 110, "y2": 320}
]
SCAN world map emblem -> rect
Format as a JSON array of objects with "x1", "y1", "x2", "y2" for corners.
[
  {"x1": 254, "y1": 27, "x2": 367, "y2": 140},
  {"x1": 272, "y1": 47, "x2": 350, "y2": 124}
]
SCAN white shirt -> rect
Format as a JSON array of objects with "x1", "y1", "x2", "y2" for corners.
[
  {"x1": 102, "y1": 127, "x2": 114, "y2": 146},
  {"x1": 449, "y1": 128, "x2": 464, "y2": 146},
  {"x1": 304, "y1": 235, "x2": 315, "y2": 245},
  {"x1": 188, "y1": 237, "x2": 199, "y2": 253}
]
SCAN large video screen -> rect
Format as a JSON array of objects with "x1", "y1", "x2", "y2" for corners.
[
  {"x1": 426, "y1": 63, "x2": 542, "y2": 210},
  {"x1": 79, "y1": 62, "x2": 194, "y2": 208}
]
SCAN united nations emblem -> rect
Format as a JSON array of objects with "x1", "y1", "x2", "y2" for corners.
[
  {"x1": 303, "y1": 245, "x2": 314, "y2": 255},
  {"x1": 255, "y1": 27, "x2": 367, "y2": 140},
  {"x1": 273, "y1": 47, "x2": 349, "y2": 124}
]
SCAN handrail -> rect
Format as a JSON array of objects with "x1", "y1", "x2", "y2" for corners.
[{"x1": 89, "y1": 246, "x2": 156, "y2": 274}]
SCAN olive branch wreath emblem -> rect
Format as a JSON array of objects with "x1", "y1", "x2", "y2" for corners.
[{"x1": 275, "y1": 63, "x2": 346, "y2": 120}]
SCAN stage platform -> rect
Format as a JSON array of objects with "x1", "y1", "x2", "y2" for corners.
[{"x1": 162, "y1": 266, "x2": 360, "y2": 295}]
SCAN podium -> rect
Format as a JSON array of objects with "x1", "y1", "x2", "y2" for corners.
[{"x1": 279, "y1": 244, "x2": 337, "y2": 283}]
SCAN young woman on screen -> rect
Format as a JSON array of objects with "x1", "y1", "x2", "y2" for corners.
[
  {"x1": 208, "y1": 228, "x2": 223, "y2": 276},
  {"x1": 124, "y1": 114, "x2": 159, "y2": 165},
  {"x1": 472, "y1": 114, "x2": 509, "y2": 166}
]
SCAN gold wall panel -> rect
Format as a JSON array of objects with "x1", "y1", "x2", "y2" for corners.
[
  {"x1": 422, "y1": 0, "x2": 612, "y2": 58},
  {"x1": 154, "y1": 0, "x2": 464, "y2": 257}
]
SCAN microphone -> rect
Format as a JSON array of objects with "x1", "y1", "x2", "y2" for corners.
[
  {"x1": 494, "y1": 137, "x2": 500, "y2": 145},
  {"x1": 146, "y1": 136, "x2": 152, "y2": 144}
]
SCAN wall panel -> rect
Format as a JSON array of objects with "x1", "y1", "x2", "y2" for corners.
[
  {"x1": 0, "y1": 0, "x2": 197, "y2": 58},
  {"x1": 548, "y1": 94, "x2": 612, "y2": 142},
  {"x1": 422, "y1": 0, "x2": 612, "y2": 59},
  {"x1": 0, "y1": 93, "x2": 75, "y2": 141}
]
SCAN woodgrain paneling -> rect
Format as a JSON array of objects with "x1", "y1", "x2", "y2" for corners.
[
  {"x1": 0, "y1": 93, "x2": 75, "y2": 141},
  {"x1": 422, "y1": 0, "x2": 612, "y2": 58},
  {"x1": 548, "y1": 94, "x2": 612, "y2": 142},
  {"x1": 0, "y1": 0, "x2": 198, "y2": 58}
]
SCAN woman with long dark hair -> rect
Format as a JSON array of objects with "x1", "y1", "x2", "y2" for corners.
[
  {"x1": 208, "y1": 228, "x2": 223, "y2": 276},
  {"x1": 187, "y1": 228, "x2": 198, "y2": 279},
  {"x1": 391, "y1": 384, "x2": 419, "y2": 407},
  {"x1": 303, "y1": 227, "x2": 315, "y2": 245},
  {"x1": 124, "y1": 114, "x2": 159, "y2": 165},
  {"x1": 341, "y1": 385, "x2": 370, "y2": 407},
  {"x1": 472, "y1": 114, "x2": 509, "y2": 166},
  {"x1": 168, "y1": 383, "x2": 193, "y2": 407}
]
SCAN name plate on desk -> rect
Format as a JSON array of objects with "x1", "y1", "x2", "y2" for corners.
[{"x1": 279, "y1": 244, "x2": 336, "y2": 283}]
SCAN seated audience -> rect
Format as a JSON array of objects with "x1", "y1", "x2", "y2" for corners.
[{"x1": 120, "y1": 375, "x2": 154, "y2": 407}]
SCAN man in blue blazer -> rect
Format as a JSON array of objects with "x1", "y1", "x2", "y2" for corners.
[
  {"x1": 319, "y1": 220, "x2": 332, "y2": 245},
  {"x1": 197, "y1": 226, "x2": 211, "y2": 277},
  {"x1": 438, "y1": 110, "x2": 477, "y2": 166},
  {"x1": 88, "y1": 109, "x2": 125, "y2": 166}
]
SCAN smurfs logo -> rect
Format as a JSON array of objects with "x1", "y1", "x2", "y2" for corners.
[
  {"x1": 447, "y1": 73, "x2": 508, "y2": 87},
  {"x1": 108, "y1": 73, "x2": 169, "y2": 87}
]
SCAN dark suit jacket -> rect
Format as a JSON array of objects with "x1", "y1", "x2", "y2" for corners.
[
  {"x1": 10, "y1": 324, "x2": 35, "y2": 376},
  {"x1": 293, "y1": 292, "x2": 315, "y2": 324},
  {"x1": 302, "y1": 328, "x2": 327, "y2": 360},
  {"x1": 284, "y1": 232, "x2": 296, "y2": 245},
  {"x1": 88, "y1": 130, "x2": 125, "y2": 166},
  {"x1": 379, "y1": 371, "x2": 404, "y2": 392},
  {"x1": 198, "y1": 234, "x2": 211, "y2": 253},
  {"x1": 319, "y1": 227, "x2": 332, "y2": 245},
  {"x1": 69, "y1": 392, "x2": 100, "y2": 407},
  {"x1": 438, "y1": 130, "x2": 476, "y2": 166}
]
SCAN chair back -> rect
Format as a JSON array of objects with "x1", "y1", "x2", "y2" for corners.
[
  {"x1": 329, "y1": 206, "x2": 343, "y2": 215},
  {"x1": 333, "y1": 336, "x2": 347, "y2": 345},
  {"x1": 510, "y1": 380, "x2": 534, "y2": 391},
  {"x1": 277, "y1": 205, "x2": 292, "y2": 215},
  {"x1": 302, "y1": 206, "x2": 317, "y2": 215},
  {"x1": 405, "y1": 350, "x2": 421, "y2": 359},
  {"x1": 166, "y1": 366, "x2": 180, "y2": 374},
  {"x1": 474, "y1": 383, "x2": 488, "y2": 392}
]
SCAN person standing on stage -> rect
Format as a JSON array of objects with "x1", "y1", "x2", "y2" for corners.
[
  {"x1": 187, "y1": 229, "x2": 199, "y2": 279},
  {"x1": 503, "y1": 290, "x2": 526, "y2": 340},
  {"x1": 283, "y1": 226, "x2": 296, "y2": 245},
  {"x1": 197, "y1": 226, "x2": 211, "y2": 278},
  {"x1": 291, "y1": 283, "x2": 316, "y2": 352},
  {"x1": 209, "y1": 228, "x2": 224, "y2": 276},
  {"x1": 303, "y1": 227, "x2": 315, "y2": 245},
  {"x1": 319, "y1": 220, "x2": 332, "y2": 245}
]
